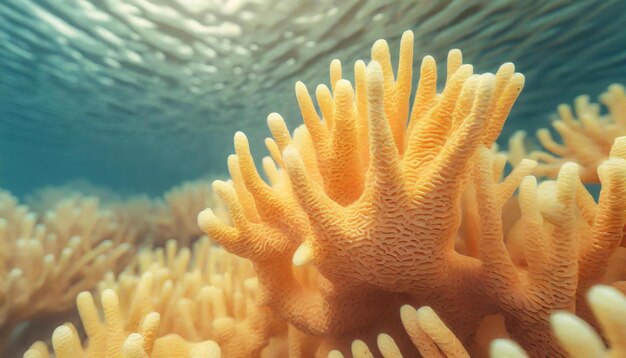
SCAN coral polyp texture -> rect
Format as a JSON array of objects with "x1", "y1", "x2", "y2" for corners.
[
  {"x1": 509, "y1": 84, "x2": 626, "y2": 183},
  {"x1": 199, "y1": 31, "x2": 626, "y2": 357}
]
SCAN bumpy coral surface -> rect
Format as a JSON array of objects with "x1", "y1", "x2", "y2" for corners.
[{"x1": 199, "y1": 31, "x2": 626, "y2": 357}]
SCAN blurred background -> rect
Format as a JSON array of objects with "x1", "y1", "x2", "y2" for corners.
[{"x1": 1, "y1": 0, "x2": 625, "y2": 197}]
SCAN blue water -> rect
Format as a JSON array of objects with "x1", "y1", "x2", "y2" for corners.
[{"x1": 0, "y1": 0, "x2": 625, "y2": 197}]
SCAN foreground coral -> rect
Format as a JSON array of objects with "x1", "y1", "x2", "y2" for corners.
[
  {"x1": 340, "y1": 284, "x2": 626, "y2": 358},
  {"x1": 491, "y1": 285, "x2": 626, "y2": 358},
  {"x1": 0, "y1": 192, "x2": 134, "y2": 355},
  {"x1": 509, "y1": 84, "x2": 626, "y2": 182},
  {"x1": 199, "y1": 31, "x2": 626, "y2": 357},
  {"x1": 25, "y1": 238, "x2": 282, "y2": 357}
]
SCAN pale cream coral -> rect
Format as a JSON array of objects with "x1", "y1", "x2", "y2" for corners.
[
  {"x1": 98, "y1": 237, "x2": 272, "y2": 356},
  {"x1": 27, "y1": 237, "x2": 280, "y2": 357},
  {"x1": 24, "y1": 289, "x2": 221, "y2": 358},
  {"x1": 327, "y1": 305, "x2": 471, "y2": 358},
  {"x1": 509, "y1": 84, "x2": 626, "y2": 183},
  {"x1": 0, "y1": 192, "x2": 134, "y2": 355},
  {"x1": 23, "y1": 179, "x2": 230, "y2": 248}
]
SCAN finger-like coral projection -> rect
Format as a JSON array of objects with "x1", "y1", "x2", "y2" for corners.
[
  {"x1": 199, "y1": 31, "x2": 626, "y2": 357},
  {"x1": 0, "y1": 192, "x2": 134, "y2": 355},
  {"x1": 26, "y1": 237, "x2": 281, "y2": 357},
  {"x1": 509, "y1": 84, "x2": 626, "y2": 183},
  {"x1": 490, "y1": 285, "x2": 626, "y2": 358},
  {"x1": 24, "y1": 290, "x2": 221, "y2": 358},
  {"x1": 334, "y1": 284, "x2": 626, "y2": 358},
  {"x1": 327, "y1": 305, "x2": 470, "y2": 358}
]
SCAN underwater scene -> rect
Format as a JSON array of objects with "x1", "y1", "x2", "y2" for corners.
[{"x1": 1, "y1": 0, "x2": 626, "y2": 357}]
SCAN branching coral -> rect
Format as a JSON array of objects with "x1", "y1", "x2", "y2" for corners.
[
  {"x1": 27, "y1": 237, "x2": 281, "y2": 357},
  {"x1": 198, "y1": 31, "x2": 626, "y2": 357},
  {"x1": 6, "y1": 28, "x2": 626, "y2": 358},
  {"x1": 509, "y1": 84, "x2": 626, "y2": 183},
  {"x1": 0, "y1": 192, "x2": 134, "y2": 355}
]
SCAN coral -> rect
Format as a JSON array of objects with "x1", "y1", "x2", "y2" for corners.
[
  {"x1": 24, "y1": 180, "x2": 122, "y2": 213},
  {"x1": 367, "y1": 285, "x2": 626, "y2": 358},
  {"x1": 27, "y1": 237, "x2": 281, "y2": 357},
  {"x1": 491, "y1": 285, "x2": 626, "y2": 358},
  {"x1": 24, "y1": 179, "x2": 231, "y2": 248},
  {"x1": 327, "y1": 305, "x2": 470, "y2": 358},
  {"x1": 150, "y1": 180, "x2": 230, "y2": 246},
  {"x1": 24, "y1": 290, "x2": 221, "y2": 358},
  {"x1": 508, "y1": 84, "x2": 626, "y2": 183},
  {"x1": 199, "y1": 31, "x2": 626, "y2": 357},
  {"x1": 0, "y1": 191, "x2": 134, "y2": 355}
]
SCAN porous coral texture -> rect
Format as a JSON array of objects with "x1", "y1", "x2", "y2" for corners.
[
  {"x1": 508, "y1": 84, "x2": 626, "y2": 183},
  {"x1": 199, "y1": 31, "x2": 626, "y2": 357},
  {"x1": 0, "y1": 192, "x2": 134, "y2": 355}
]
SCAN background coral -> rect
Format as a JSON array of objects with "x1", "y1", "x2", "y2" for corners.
[
  {"x1": 509, "y1": 84, "x2": 626, "y2": 183},
  {"x1": 26, "y1": 237, "x2": 276, "y2": 357},
  {"x1": 0, "y1": 192, "x2": 134, "y2": 356}
]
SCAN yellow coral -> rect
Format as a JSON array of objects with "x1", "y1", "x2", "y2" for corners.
[{"x1": 10, "y1": 29, "x2": 626, "y2": 358}]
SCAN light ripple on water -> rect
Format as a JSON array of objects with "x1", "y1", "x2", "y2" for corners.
[{"x1": 0, "y1": 0, "x2": 625, "y2": 195}]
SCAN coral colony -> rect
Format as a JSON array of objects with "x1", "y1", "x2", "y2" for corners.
[{"x1": 2, "y1": 31, "x2": 625, "y2": 357}]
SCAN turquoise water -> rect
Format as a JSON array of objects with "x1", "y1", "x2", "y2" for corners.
[{"x1": 1, "y1": 0, "x2": 625, "y2": 197}]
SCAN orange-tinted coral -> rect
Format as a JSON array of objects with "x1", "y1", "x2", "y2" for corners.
[
  {"x1": 199, "y1": 31, "x2": 626, "y2": 357},
  {"x1": 491, "y1": 285, "x2": 626, "y2": 358}
]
